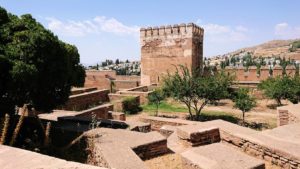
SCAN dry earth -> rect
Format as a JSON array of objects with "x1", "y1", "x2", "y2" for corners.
[{"x1": 145, "y1": 153, "x2": 281, "y2": 169}]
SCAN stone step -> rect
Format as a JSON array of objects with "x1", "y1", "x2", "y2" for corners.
[{"x1": 181, "y1": 143, "x2": 265, "y2": 169}]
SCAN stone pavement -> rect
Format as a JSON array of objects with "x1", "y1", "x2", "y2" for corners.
[
  {"x1": 0, "y1": 145, "x2": 106, "y2": 169},
  {"x1": 181, "y1": 143, "x2": 265, "y2": 169},
  {"x1": 65, "y1": 128, "x2": 168, "y2": 169}
]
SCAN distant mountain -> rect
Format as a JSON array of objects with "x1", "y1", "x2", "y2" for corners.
[{"x1": 218, "y1": 39, "x2": 300, "y2": 60}]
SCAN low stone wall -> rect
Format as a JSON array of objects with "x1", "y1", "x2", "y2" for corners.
[
  {"x1": 75, "y1": 104, "x2": 113, "y2": 119},
  {"x1": 132, "y1": 139, "x2": 169, "y2": 160},
  {"x1": 177, "y1": 127, "x2": 220, "y2": 146},
  {"x1": 114, "y1": 80, "x2": 140, "y2": 90},
  {"x1": 139, "y1": 116, "x2": 194, "y2": 131},
  {"x1": 117, "y1": 91, "x2": 152, "y2": 104},
  {"x1": 110, "y1": 95, "x2": 139, "y2": 112},
  {"x1": 71, "y1": 87, "x2": 97, "y2": 95},
  {"x1": 108, "y1": 111, "x2": 126, "y2": 121},
  {"x1": 108, "y1": 93, "x2": 140, "y2": 103},
  {"x1": 123, "y1": 85, "x2": 149, "y2": 92},
  {"x1": 61, "y1": 89, "x2": 110, "y2": 111},
  {"x1": 220, "y1": 131, "x2": 300, "y2": 169}
]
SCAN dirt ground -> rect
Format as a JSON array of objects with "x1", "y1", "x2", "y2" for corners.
[
  {"x1": 145, "y1": 153, "x2": 281, "y2": 169},
  {"x1": 138, "y1": 98, "x2": 288, "y2": 169},
  {"x1": 129, "y1": 98, "x2": 292, "y2": 129}
]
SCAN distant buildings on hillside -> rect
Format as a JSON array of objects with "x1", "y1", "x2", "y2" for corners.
[{"x1": 87, "y1": 59, "x2": 141, "y2": 76}]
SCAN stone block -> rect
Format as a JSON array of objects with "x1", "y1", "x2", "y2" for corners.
[{"x1": 181, "y1": 143, "x2": 265, "y2": 169}]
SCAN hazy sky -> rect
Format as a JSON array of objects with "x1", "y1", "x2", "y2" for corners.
[{"x1": 1, "y1": 0, "x2": 300, "y2": 65}]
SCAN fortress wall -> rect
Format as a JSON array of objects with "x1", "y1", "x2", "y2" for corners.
[{"x1": 224, "y1": 66, "x2": 296, "y2": 82}]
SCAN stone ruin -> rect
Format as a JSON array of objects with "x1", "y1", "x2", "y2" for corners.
[{"x1": 2, "y1": 23, "x2": 300, "y2": 169}]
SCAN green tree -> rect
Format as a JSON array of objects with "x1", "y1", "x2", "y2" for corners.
[
  {"x1": 163, "y1": 65, "x2": 232, "y2": 120},
  {"x1": 233, "y1": 88, "x2": 256, "y2": 124},
  {"x1": 259, "y1": 76, "x2": 299, "y2": 106},
  {"x1": 147, "y1": 88, "x2": 166, "y2": 116},
  {"x1": 0, "y1": 7, "x2": 85, "y2": 115},
  {"x1": 115, "y1": 59, "x2": 120, "y2": 65}
]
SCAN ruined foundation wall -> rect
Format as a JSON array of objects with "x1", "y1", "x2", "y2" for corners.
[
  {"x1": 140, "y1": 23, "x2": 203, "y2": 85},
  {"x1": 221, "y1": 131, "x2": 300, "y2": 169},
  {"x1": 84, "y1": 70, "x2": 140, "y2": 90},
  {"x1": 61, "y1": 89, "x2": 110, "y2": 111}
]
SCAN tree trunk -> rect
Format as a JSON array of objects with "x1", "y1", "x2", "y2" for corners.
[
  {"x1": 276, "y1": 98, "x2": 282, "y2": 106},
  {"x1": 187, "y1": 106, "x2": 193, "y2": 120},
  {"x1": 155, "y1": 102, "x2": 159, "y2": 116},
  {"x1": 0, "y1": 114, "x2": 10, "y2": 145}
]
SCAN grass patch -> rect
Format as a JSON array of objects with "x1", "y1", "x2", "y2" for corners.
[
  {"x1": 142, "y1": 101, "x2": 238, "y2": 122},
  {"x1": 142, "y1": 101, "x2": 273, "y2": 130},
  {"x1": 142, "y1": 101, "x2": 188, "y2": 113}
]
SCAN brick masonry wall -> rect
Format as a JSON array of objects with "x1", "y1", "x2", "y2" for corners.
[
  {"x1": 107, "y1": 111, "x2": 126, "y2": 121},
  {"x1": 61, "y1": 89, "x2": 110, "y2": 111},
  {"x1": 224, "y1": 66, "x2": 296, "y2": 82},
  {"x1": 108, "y1": 93, "x2": 140, "y2": 103},
  {"x1": 124, "y1": 85, "x2": 149, "y2": 92},
  {"x1": 115, "y1": 75, "x2": 141, "y2": 81},
  {"x1": 140, "y1": 23, "x2": 203, "y2": 85},
  {"x1": 85, "y1": 70, "x2": 141, "y2": 90},
  {"x1": 178, "y1": 128, "x2": 221, "y2": 146},
  {"x1": 71, "y1": 87, "x2": 97, "y2": 95},
  {"x1": 75, "y1": 104, "x2": 113, "y2": 119},
  {"x1": 277, "y1": 109, "x2": 300, "y2": 126},
  {"x1": 132, "y1": 139, "x2": 169, "y2": 160},
  {"x1": 117, "y1": 91, "x2": 152, "y2": 104},
  {"x1": 221, "y1": 130, "x2": 300, "y2": 169},
  {"x1": 114, "y1": 80, "x2": 140, "y2": 90}
]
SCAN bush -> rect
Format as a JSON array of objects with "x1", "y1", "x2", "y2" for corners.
[
  {"x1": 289, "y1": 41, "x2": 300, "y2": 52},
  {"x1": 122, "y1": 97, "x2": 142, "y2": 114}
]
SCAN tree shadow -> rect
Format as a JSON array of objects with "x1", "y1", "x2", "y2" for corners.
[
  {"x1": 200, "y1": 114, "x2": 239, "y2": 124},
  {"x1": 266, "y1": 104, "x2": 279, "y2": 109}
]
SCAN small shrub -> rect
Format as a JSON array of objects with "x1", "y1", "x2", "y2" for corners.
[{"x1": 122, "y1": 97, "x2": 142, "y2": 114}]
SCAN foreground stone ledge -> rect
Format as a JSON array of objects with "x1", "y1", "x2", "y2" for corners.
[
  {"x1": 64, "y1": 128, "x2": 168, "y2": 169},
  {"x1": 181, "y1": 143, "x2": 265, "y2": 169},
  {"x1": 0, "y1": 145, "x2": 106, "y2": 169}
]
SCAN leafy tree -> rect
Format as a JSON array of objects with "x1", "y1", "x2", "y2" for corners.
[
  {"x1": 258, "y1": 76, "x2": 299, "y2": 105},
  {"x1": 115, "y1": 59, "x2": 120, "y2": 65},
  {"x1": 147, "y1": 88, "x2": 166, "y2": 116},
  {"x1": 233, "y1": 88, "x2": 256, "y2": 124},
  {"x1": 163, "y1": 65, "x2": 233, "y2": 120},
  {"x1": 0, "y1": 7, "x2": 85, "y2": 115},
  {"x1": 122, "y1": 96, "x2": 142, "y2": 114}
]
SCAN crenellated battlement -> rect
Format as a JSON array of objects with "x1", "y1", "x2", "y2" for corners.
[
  {"x1": 140, "y1": 23, "x2": 203, "y2": 85},
  {"x1": 140, "y1": 23, "x2": 204, "y2": 38}
]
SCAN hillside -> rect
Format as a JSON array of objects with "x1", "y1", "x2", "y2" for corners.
[{"x1": 221, "y1": 39, "x2": 300, "y2": 60}]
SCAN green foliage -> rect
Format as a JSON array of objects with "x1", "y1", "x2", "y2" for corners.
[
  {"x1": 0, "y1": 7, "x2": 85, "y2": 115},
  {"x1": 233, "y1": 88, "x2": 256, "y2": 123},
  {"x1": 147, "y1": 88, "x2": 166, "y2": 116},
  {"x1": 122, "y1": 97, "x2": 142, "y2": 114},
  {"x1": 163, "y1": 65, "x2": 233, "y2": 120},
  {"x1": 289, "y1": 41, "x2": 300, "y2": 52},
  {"x1": 259, "y1": 76, "x2": 300, "y2": 105}
]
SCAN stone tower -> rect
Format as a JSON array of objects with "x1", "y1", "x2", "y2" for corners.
[{"x1": 140, "y1": 23, "x2": 204, "y2": 85}]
